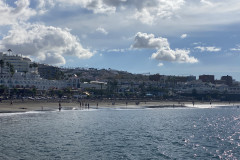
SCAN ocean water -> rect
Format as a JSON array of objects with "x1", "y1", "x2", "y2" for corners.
[{"x1": 0, "y1": 107, "x2": 239, "y2": 160}]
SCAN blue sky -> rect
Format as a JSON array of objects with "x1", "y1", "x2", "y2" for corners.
[{"x1": 1, "y1": 0, "x2": 240, "y2": 80}]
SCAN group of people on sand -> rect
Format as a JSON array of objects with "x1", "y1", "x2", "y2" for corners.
[
  {"x1": 79, "y1": 101, "x2": 90, "y2": 110},
  {"x1": 58, "y1": 101, "x2": 97, "y2": 111}
]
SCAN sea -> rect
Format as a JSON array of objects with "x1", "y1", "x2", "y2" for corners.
[{"x1": 0, "y1": 106, "x2": 239, "y2": 160}]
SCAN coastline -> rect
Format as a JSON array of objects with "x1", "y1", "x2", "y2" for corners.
[{"x1": 0, "y1": 99, "x2": 240, "y2": 114}]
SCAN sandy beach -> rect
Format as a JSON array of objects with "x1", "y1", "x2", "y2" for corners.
[{"x1": 0, "y1": 99, "x2": 240, "y2": 113}]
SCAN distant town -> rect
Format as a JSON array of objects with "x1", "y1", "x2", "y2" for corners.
[{"x1": 0, "y1": 51, "x2": 240, "y2": 101}]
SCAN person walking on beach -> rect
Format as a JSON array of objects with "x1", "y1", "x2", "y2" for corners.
[
  {"x1": 79, "y1": 101, "x2": 82, "y2": 110},
  {"x1": 88, "y1": 103, "x2": 89, "y2": 110},
  {"x1": 59, "y1": 102, "x2": 62, "y2": 111}
]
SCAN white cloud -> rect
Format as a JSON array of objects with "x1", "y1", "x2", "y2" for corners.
[
  {"x1": 33, "y1": 0, "x2": 240, "y2": 29},
  {"x1": 96, "y1": 27, "x2": 108, "y2": 35},
  {"x1": 0, "y1": 23, "x2": 94, "y2": 65},
  {"x1": 192, "y1": 42, "x2": 202, "y2": 45},
  {"x1": 179, "y1": 0, "x2": 240, "y2": 28},
  {"x1": 55, "y1": 0, "x2": 116, "y2": 14},
  {"x1": 133, "y1": 0, "x2": 185, "y2": 24},
  {"x1": 1, "y1": 0, "x2": 240, "y2": 67},
  {"x1": 134, "y1": 8, "x2": 155, "y2": 25},
  {"x1": 195, "y1": 46, "x2": 221, "y2": 52},
  {"x1": 158, "y1": 63, "x2": 164, "y2": 67},
  {"x1": 52, "y1": 0, "x2": 185, "y2": 16},
  {"x1": 36, "y1": 0, "x2": 185, "y2": 25},
  {"x1": 132, "y1": 32, "x2": 198, "y2": 63},
  {"x1": 0, "y1": 0, "x2": 36, "y2": 26},
  {"x1": 40, "y1": 52, "x2": 66, "y2": 65},
  {"x1": 151, "y1": 48, "x2": 198, "y2": 63},
  {"x1": 180, "y1": 34, "x2": 187, "y2": 39},
  {"x1": 107, "y1": 49, "x2": 125, "y2": 52},
  {"x1": 131, "y1": 32, "x2": 169, "y2": 49},
  {"x1": 200, "y1": 0, "x2": 213, "y2": 6},
  {"x1": 36, "y1": 0, "x2": 55, "y2": 14}
]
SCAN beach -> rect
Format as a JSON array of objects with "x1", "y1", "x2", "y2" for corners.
[{"x1": 0, "y1": 99, "x2": 240, "y2": 113}]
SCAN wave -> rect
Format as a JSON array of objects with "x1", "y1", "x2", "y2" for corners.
[{"x1": 0, "y1": 111, "x2": 43, "y2": 117}]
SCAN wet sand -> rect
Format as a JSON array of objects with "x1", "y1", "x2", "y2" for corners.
[{"x1": 0, "y1": 100, "x2": 239, "y2": 113}]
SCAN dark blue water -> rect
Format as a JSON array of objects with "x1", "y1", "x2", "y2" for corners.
[{"x1": 0, "y1": 107, "x2": 240, "y2": 160}]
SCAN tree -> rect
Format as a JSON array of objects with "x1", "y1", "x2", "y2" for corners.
[
  {"x1": 192, "y1": 89, "x2": 197, "y2": 97},
  {"x1": 32, "y1": 63, "x2": 38, "y2": 68},
  {"x1": 49, "y1": 88, "x2": 55, "y2": 97},
  {"x1": 57, "y1": 90, "x2": 63, "y2": 98},
  {"x1": 32, "y1": 87, "x2": 37, "y2": 97},
  {"x1": 23, "y1": 71, "x2": 27, "y2": 78},
  {"x1": 63, "y1": 88, "x2": 73, "y2": 98},
  {"x1": 6, "y1": 62, "x2": 10, "y2": 74},
  {"x1": 9, "y1": 64, "x2": 15, "y2": 76},
  {"x1": 107, "y1": 80, "x2": 118, "y2": 95},
  {"x1": 5, "y1": 62, "x2": 14, "y2": 76},
  {"x1": 0, "y1": 59, "x2": 4, "y2": 78},
  {"x1": 0, "y1": 85, "x2": 7, "y2": 95}
]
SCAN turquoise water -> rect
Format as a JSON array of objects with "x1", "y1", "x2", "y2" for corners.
[{"x1": 0, "y1": 107, "x2": 240, "y2": 159}]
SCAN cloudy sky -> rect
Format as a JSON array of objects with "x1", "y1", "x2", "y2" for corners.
[{"x1": 1, "y1": 0, "x2": 240, "y2": 80}]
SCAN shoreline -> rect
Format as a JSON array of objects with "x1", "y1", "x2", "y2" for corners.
[{"x1": 0, "y1": 100, "x2": 240, "y2": 113}]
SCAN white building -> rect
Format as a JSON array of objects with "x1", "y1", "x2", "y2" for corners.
[
  {"x1": 175, "y1": 80, "x2": 230, "y2": 94},
  {"x1": 67, "y1": 75, "x2": 107, "y2": 90},
  {"x1": 0, "y1": 72, "x2": 66, "y2": 90},
  {"x1": 0, "y1": 52, "x2": 35, "y2": 73},
  {"x1": 0, "y1": 52, "x2": 66, "y2": 90}
]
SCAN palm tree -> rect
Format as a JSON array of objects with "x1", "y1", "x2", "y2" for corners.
[{"x1": 7, "y1": 49, "x2": 12, "y2": 56}]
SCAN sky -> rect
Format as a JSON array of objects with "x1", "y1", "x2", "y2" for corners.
[{"x1": 0, "y1": 0, "x2": 240, "y2": 80}]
